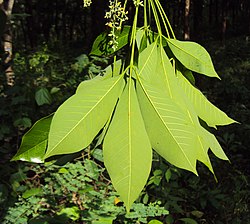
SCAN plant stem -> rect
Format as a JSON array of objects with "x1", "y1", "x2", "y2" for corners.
[
  {"x1": 154, "y1": 0, "x2": 176, "y2": 39},
  {"x1": 129, "y1": 3, "x2": 139, "y2": 77},
  {"x1": 144, "y1": 0, "x2": 148, "y2": 28},
  {"x1": 149, "y1": 0, "x2": 162, "y2": 37},
  {"x1": 154, "y1": 0, "x2": 169, "y2": 38}
]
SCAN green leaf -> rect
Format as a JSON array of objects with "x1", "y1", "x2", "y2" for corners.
[
  {"x1": 191, "y1": 210, "x2": 204, "y2": 218},
  {"x1": 136, "y1": 28, "x2": 149, "y2": 52},
  {"x1": 196, "y1": 131, "x2": 215, "y2": 173},
  {"x1": 166, "y1": 38, "x2": 220, "y2": 78},
  {"x1": 90, "y1": 26, "x2": 131, "y2": 56},
  {"x1": 35, "y1": 87, "x2": 52, "y2": 106},
  {"x1": 11, "y1": 115, "x2": 53, "y2": 163},
  {"x1": 103, "y1": 59, "x2": 124, "y2": 79},
  {"x1": 181, "y1": 67, "x2": 195, "y2": 85},
  {"x1": 165, "y1": 169, "x2": 171, "y2": 182},
  {"x1": 103, "y1": 80, "x2": 152, "y2": 211},
  {"x1": 138, "y1": 41, "x2": 158, "y2": 83},
  {"x1": 136, "y1": 28, "x2": 145, "y2": 49},
  {"x1": 155, "y1": 46, "x2": 223, "y2": 171},
  {"x1": 179, "y1": 218, "x2": 198, "y2": 224},
  {"x1": 138, "y1": 43, "x2": 225, "y2": 174},
  {"x1": 91, "y1": 148, "x2": 103, "y2": 162},
  {"x1": 58, "y1": 167, "x2": 69, "y2": 174},
  {"x1": 57, "y1": 206, "x2": 80, "y2": 221},
  {"x1": 137, "y1": 43, "x2": 198, "y2": 174},
  {"x1": 92, "y1": 218, "x2": 114, "y2": 224},
  {"x1": 13, "y1": 117, "x2": 32, "y2": 129},
  {"x1": 45, "y1": 76, "x2": 124, "y2": 159},
  {"x1": 136, "y1": 28, "x2": 166, "y2": 52},
  {"x1": 200, "y1": 128, "x2": 228, "y2": 160},
  {"x1": 137, "y1": 79, "x2": 197, "y2": 174},
  {"x1": 148, "y1": 220, "x2": 163, "y2": 224},
  {"x1": 22, "y1": 188, "x2": 42, "y2": 199},
  {"x1": 94, "y1": 115, "x2": 112, "y2": 148},
  {"x1": 50, "y1": 87, "x2": 60, "y2": 94},
  {"x1": 176, "y1": 71, "x2": 236, "y2": 127},
  {"x1": 0, "y1": 10, "x2": 7, "y2": 37}
]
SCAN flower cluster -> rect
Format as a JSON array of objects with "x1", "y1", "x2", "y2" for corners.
[
  {"x1": 105, "y1": 0, "x2": 128, "y2": 50},
  {"x1": 133, "y1": 0, "x2": 143, "y2": 7},
  {"x1": 83, "y1": 0, "x2": 92, "y2": 7}
]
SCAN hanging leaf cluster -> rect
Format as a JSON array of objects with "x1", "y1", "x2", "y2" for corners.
[{"x1": 12, "y1": 0, "x2": 236, "y2": 212}]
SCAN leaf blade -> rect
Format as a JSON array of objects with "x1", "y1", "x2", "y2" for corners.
[
  {"x1": 137, "y1": 79, "x2": 197, "y2": 174},
  {"x1": 45, "y1": 76, "x2": 124, "y2": 159},
  {"x1": 177, "y1": 71, "x2": 236, "y2": 127},
  {"x1": 166, "y1": 38, "x2": 220, "y2": 78},
  {"x1": 90, "y1": 26, "x2": 131, "y2": 56},
  {"x1": 103, "y1": 81, "x2": 152, "y2": 211},
  {"x1": 11, "y1": 114, "x2": 53, "y2": 163},
  {"x1": 138, "y1": 43, "x2": 198, "y2": 173}
]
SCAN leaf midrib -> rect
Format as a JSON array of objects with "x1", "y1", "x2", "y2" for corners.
[
  {"x1": 127, "y1": 80, "x2": 132, "y2": 209},
  {"x1": 47, "y1": 77, "x2": 122, "y2": 156},
  {"x1": 138, "y1": 78, "x2": 195, "y2": 170},
  {"x1": 138, "y1": 42, "x2": 157, "y2": 77},
  {"x1": 167, "y1": 39, "x2": 212, "y2": 70}
]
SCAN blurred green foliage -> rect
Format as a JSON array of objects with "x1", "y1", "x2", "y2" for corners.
[{"x1": 0, "y1": 155, "x2": 168, "y2": 224}]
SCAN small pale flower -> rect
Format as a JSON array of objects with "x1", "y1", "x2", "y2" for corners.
[
  {"x1": 83, "y1": 0, "x2": 92, "y2": 7},
  {"x1": 105, "y1": 0, "x2": 128, "y2": 50},
  {"x1": 133, "y1": 0, "x2": 143, "y2": 7}
]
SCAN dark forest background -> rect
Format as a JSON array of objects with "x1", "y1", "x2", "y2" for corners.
[{"x1": 8, "y1": 0, "x2": 250, "y2": 49}]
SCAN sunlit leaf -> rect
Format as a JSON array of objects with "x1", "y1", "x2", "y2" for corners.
[
  {"x1": 103, "y1": 80, "x2": 152, "y2": 211},
  {"x1": 92, "y1": 218, "x2": 114, "y2": 224},
  {"x1": 138, "y1": 44, "x2": 198, "y2": 174},
  {"x1": 156, "y1": 47, "x2": 223, "y2": 171},
  {"x1": 137, "y1": 79, "x2": 197, "y2": 174},
  {"x1": 22, "y1": 188, "x2": 42, "y2": 199},
  {"x1": 136, "y1": 28, "x2": 149, "y2": 52},
  {"x1": 148, "y1": 220, "x2": 163, "y2": 224},
  {"x1": 57, "y1": 206, "x2": 80, "y2": 221},
  {"x1": 11, "y1": 115, "x2": 53, "y2": 163},
  {"x1": 176, "y1": 71, "x2": 236, "y2": 127},
  {"x1": 138, "y1": 41, "x2": 158, "y2": 83},
  {"x1": 200, "y1": 128, "x2": 228, "y2": 160},
  {"x1": 103, "y1": 59, "x2": 124, "y2": 79},
  {"x1": 45, "y1": 76, "x2": 124, "y2": 159},
  {"x1": 166, "y1": 38, "x2": 220, "y2": 78}
]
